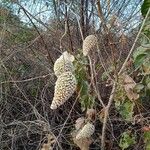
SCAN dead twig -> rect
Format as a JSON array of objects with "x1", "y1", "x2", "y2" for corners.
[
  {"x1": 59, "y1": 20, "x2": 68, "y2": 51},
  {"x1": 0, "y1": 74, "x2": 50, "y2": 84},
  {"x1": 100, "y1": 82, "x2": 116, "y2": 150},
  {"x1": 88, "y1": 55, "x2": 105, "y2": 107}
]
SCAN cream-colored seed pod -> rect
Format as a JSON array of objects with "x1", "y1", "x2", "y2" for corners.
[
  {"x1": 59, "y1": 51, "x2": 75, "y2": 62},
  {"x1": 54, "y1": 51, "x2": 75, "y2": 77},
  {"x1": 75, "y1": 117, "x2": 85, "y2": 130},
  {"x1": 50, "y1": 71, "x2": 77, "y2": 109},
  {"x1": 83, "y1": 35, "x2": 97, "y2": 56},
  {"x1": 76, "y1": 122, "x2": 95, "y2": 140}
]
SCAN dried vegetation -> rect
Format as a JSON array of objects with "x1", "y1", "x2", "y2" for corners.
[{"x1": 0, "y1": 0, "x2": 150, "y2": 150}]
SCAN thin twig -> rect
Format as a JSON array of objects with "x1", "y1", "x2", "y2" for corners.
[
  {"x1": 59, "y1": 20, "x2": 68, "y2": 51},
  {"x1": 88, "y1": 56, "x2": 105, "y2": 107},
  {"x1": 70, "y1": 10, "x2": 84, "y2": 41},
  {"x1": 101, "y1": 82, "x2": 116, "y2": 150},
  {"x1": 0, "y1": 74, "x2": 50, "y2": 84},
  {"x1": 96, "y1": 43, "x2": 115, "y2": 82}
]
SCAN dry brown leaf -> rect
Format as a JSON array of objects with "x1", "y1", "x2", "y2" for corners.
[
  {"x1": 99, "y1": 108, "x2": 105, "y2": 122},
  {"x1": 126, "y1": 58, "x2": 133, "y2": 68},
  {"x1": 86, "y1": 109, "x2": 96, "y2": 122},
  {"x1": 47, "y1": 134, "x2": 55, "y2": 145},
  {"x1": 41, "y1": 143, "x2": 50, "y2": 150},
  {"x1": 40, "y1": 134, "x2": 55, "y2": 150},
  {"x1": 142, "y1": 126, "x2": 150, "y2": 132},
  {"x1": 142, "y1": 64, "x2": 150, "y2": 75},
  {"x1": 73, "y1": 137, "x2": 92, "y2": 150},
  {"x1": 123, "y1": 74, "x2": 139, "y2": 100}
]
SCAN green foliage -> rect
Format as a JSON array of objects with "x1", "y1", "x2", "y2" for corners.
[
  {"x1": 115, "y1": 96, "x2": 135, "y2": 122},
  {"x1": 133, "y1": 44, "x2": 150, "y2": 74},
  {"x1": 119, "y1": 131, "x2": 136, "y2": 150},
  {"x1": 127, "y1": 5, "x2": 150, "y2": 149},
  {"x1": 134, "y1": 83, "x2": 145, "y2": 93},
  {"x1": 74, "y1": 50, "x2": 95, "y2": 111},
  {"x1": 132, "y1": 8, "x2": 150, "y2": 112},
  {"x1": 101, "y1": 65, "x2": 114, "y2": 81},
  {"x1": 144, "y1": 131, "x2": 150, "y2": 150},
  {"x1": 141, "y1": 0, "x2": 150, "y2": 17},
  {"x1": 79, "y1": 94, "x2": 95, "y2": 111},
  {"x1": 114, "y1": 77, "x2": 135, "y2": 122},
  {"x1": 119, "y1": 100, "x2": 135, "y2": 122},
  {"x1": 141, "y1": 18, "x2": 150, "y2": 44}
]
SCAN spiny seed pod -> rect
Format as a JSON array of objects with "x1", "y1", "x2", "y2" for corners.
[
  {"x1": 76, "y1": 122, "x2": 95, "y2": 140},
  {"x1": 50, "y1": 71, "x2": 77, "y2": 110},
  {"x1": 54, "y1": 51, "x2": 75, "y2": 77},
  {"x1": 75, "y1": 117, "x2": 85, "y2": 130},
  {"x1": 83, "y1": 35, "x2": 97, "y2": 56},
  {"x1": 59, "y1": 51, "x2": 75, "y2": 62}
]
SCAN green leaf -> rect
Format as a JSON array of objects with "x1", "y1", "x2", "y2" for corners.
[
  {"x1": 133, "y1": 46, "x2": 147, "y2": 60},
  {"x1": 133, "y1": 45, "x2": 150, "y2": 68},
  {"x1": 133, "y1": 45, "x2": 150, "y2": 60},
  {"x1": 143, "y1": 60, "x2": 150, "y2": 74},
  {"x1": 119, "y1": 100, "x2": 135, "y2": 122},
  {"x1": 119, "y1": 131, "x2": 136, "y2": 150},
  {"x1": 146, "y1": 142, "x2": 150, "y2": 150},
  {"x1": 144, "y1": 131, "x2": 150, "y2": 142},
  {"x1": 80, "y1": 94, "x2": 95, "y2": 111},
  {"x1": 141, "y1": 0, "x2": 150, "y2": 17},
  {"x1": 147, "y1": 82, "x2": 150, "y2": 89},
  {"x1": 144, "y1": 131, "x2": 150, "y2": 150},
  {"x1": 134, "y1": 54, "x2": 147, "y2": 68},
  {"x1": 79, "y1": 80, "x2": 89, "y2": 96},
  {"x1": 134, "y1": 83, "x2": 145, "y2": 93}
]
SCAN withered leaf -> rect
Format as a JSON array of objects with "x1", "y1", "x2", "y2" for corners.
[{"x1": 123, "y1": 74, "x2": 139, "y2": 100}]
